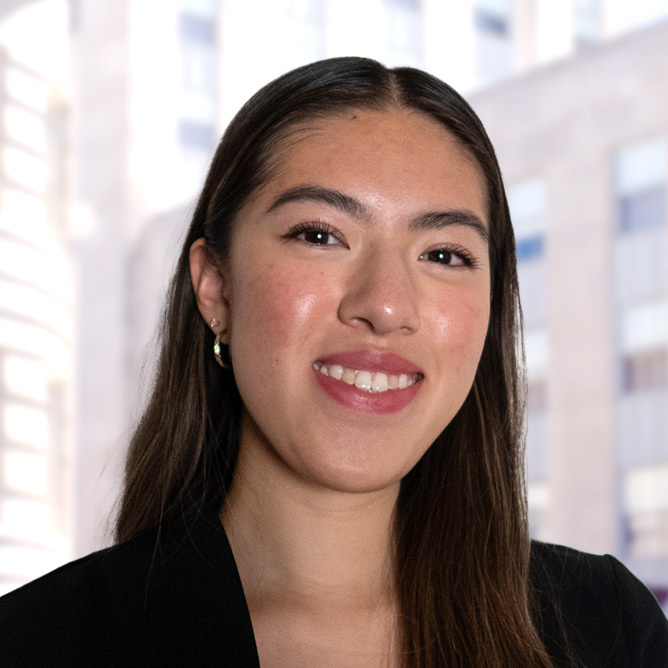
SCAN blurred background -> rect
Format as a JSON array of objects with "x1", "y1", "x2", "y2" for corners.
[{"x1": 0, "y1": 0, "x2": 667, "y2": 609}]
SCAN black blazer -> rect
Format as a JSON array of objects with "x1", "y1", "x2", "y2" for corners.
[{"x1": 1, "y1": 506, "x2": 666, "y2": 667}]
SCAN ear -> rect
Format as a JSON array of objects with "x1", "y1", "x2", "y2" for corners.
[{"x1": 189, "y1": 238, "x2": 230, "y2": 343}]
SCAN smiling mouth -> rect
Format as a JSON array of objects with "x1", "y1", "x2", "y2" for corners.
[{"x1": 312, "y1": 362, "x2": 422, "y2": 394}]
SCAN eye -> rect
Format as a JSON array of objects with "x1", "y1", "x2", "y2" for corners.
[
  {"x1": 419, "y1": 246, "x2": 477, "y2": 268},
  {"x1": 284, "y1": 221, "x2": 345, "y2": 247}
]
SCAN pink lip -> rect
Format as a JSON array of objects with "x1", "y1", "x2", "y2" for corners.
[
  {"x1": 314, "y1": 372, "x2": 422, "y2": 415},
  {"x1": 316, "y1": 350, "x2": 423, "y2": 376},
  {"x1": 313, "y1": 349, "x2": 423, "y2": 415}
]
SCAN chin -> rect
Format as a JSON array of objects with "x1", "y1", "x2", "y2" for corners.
[{"x1": 302, "y1": 457, "x2": 409, "y2": 495}]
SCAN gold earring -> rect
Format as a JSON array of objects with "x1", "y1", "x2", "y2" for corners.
[
  {"x1": 213, "y1": 333, "x2": 232, "y2": 369},
  {"x1": 210, "y1": 319, "x2": 231, "y2": 369}
]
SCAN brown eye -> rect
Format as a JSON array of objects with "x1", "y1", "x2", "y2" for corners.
[
  {"x1": 285, "y1": 221, "x2": 346, "y2": 247},
  {"x1": 421, "y1": 249, "x2": 466, "y2": 266},
  {"x1": 301, "y1": 229, "x2": 337, "y2": 245},
  {"x1": 431, "y1": 250, "x2": 452, "y2": 264}
]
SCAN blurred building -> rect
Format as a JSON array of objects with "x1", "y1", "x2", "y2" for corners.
[
  {"x1": 470, "y1": 18, "x2": 668, "y2": 606},
  {"x1": 0, "y1": 7, "x2": 73, "y2": 595},
  {"x1": 0, "y1": 0, "x2": 667, "y2": 601}
]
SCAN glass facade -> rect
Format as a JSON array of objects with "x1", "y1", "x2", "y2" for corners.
[{"x1": 615, "y1": 137, "x2": 668, "y2": 563}]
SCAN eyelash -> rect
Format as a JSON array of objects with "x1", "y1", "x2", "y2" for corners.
[
  {"x1": 284, "y1": 221, "x2": 478, "y2": 268},
  {"x1": 284, "y1": 220, "x2": 346, "y2": 247},
  {"x1": 419, "y1": 245, "x2": 479, "y2": 269}
]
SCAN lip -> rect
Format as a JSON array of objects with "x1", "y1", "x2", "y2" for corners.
[
  {"x1": 316, "y1": 349, "x2": 423, "y2": 376},
  {"x1": 314, "y1": 372, "x2": 422, "y2": 415},
  {"x1": 313, "y1": 349, "x2": 423, "y2": 415}
]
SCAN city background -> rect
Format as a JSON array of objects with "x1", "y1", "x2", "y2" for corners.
[{"x1": 0, "y1": 0, "x2": 667, "y2": 612}]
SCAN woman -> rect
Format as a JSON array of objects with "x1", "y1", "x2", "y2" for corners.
[{"x1": 1, "y1": 57, "x2": 666, "y2": 667}]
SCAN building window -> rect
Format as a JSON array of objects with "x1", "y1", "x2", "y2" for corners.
[
  {"x1": 177, "y1": 119, "x2": 214, "y2": 152},
  {"x1": 516, "y1": 235, "x2": 544, "y2": 262},
  {"x1": 474, "y1": 8, "x2": 508, "y2": 36},
  {"x1": 474, "y1": 0, "x2": 512, "y2": 84},
  {"x1": 179, "y1": 11, "x2": 216, "y2": 94},
  {"x1": 614, "y1": 139, "x2": 668, "y2": 305},
  {"x1": 620, "y1": 300, "x2": 668, "y2": 363},
  {"x1": 177, "y1": 0, "x2": 217, "y2": 158},
  {"x1": 508, "y1": 177, "x2": 546, "y2": 261},
  {"x1": 622, "y1": 348, "x2": 667, "y2": 393},
  {"x1": 617, "y1": 300, "x2": 668, "y2": 466},
  {"x1": 179, "y1": 12, "x2": 215, "y2": 44},
  {"x1": 619, "y1": 186, "x2": 666, "y2": 233},
  {"x1": 616, "y1": 138, "x2": 667, "y2": 235},
  {"x1": 511, "y1": 179, "x2": 547, "y2": 326}
]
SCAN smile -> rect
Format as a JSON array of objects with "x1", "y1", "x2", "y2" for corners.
[{"x1": 312, "y1": 362, "x2": 421, "y2": 394}]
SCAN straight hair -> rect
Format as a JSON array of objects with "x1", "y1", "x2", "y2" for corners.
[{"x1": 116, "y1": 57, "x2": 554, "y2": 667}]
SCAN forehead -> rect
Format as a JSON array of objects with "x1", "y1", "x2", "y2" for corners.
[{"x1": 253, "y1": 109, "x2": 488, "y2": 221}]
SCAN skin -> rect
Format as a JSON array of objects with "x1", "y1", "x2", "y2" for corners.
[{"x1": 190, "y1": 108, "x2": 491, "y2": 667}]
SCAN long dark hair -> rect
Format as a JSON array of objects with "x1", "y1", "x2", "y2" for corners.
[{"x1": 116, "y1": 57, "x2": 553, "y2": 667}]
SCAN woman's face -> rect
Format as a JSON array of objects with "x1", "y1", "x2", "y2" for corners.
[{"x1": 199, "y1": 109, "x2": 491, "y2": 495}]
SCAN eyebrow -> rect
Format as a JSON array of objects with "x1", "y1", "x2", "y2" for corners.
[
  {"x1": 410, "y1": 210, "x2": 488, "y2": 243},
  {"x1": 267, "y1": 184, "x2": 488, "y2": 243},
  {"x1": 267, "y1": 185, "x2": 369, "y2": 220}
]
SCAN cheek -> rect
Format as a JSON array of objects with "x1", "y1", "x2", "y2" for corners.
[
  {"x1": 431, "y1": 291, "x2": 490, "y2": 368},
  {"x1": 229, "y1": 263, "x2": 328, "y2": 355}
]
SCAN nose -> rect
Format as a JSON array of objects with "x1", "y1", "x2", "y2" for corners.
[{"x1": 338, "y1": 249, "x2": 420, "y2": 336}]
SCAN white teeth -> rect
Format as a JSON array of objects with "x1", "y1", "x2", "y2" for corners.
[
  {"x1": 355, "y1": 371, "x2": 373, "y2": 391},
  {"x1": 313, "y1": 362, "x2": 420, "y2": 394},
  {"x1": 372, "y1": 373, "x2": 389, "y2": 393},
  {"x1": 342, "y1": 368, "x2": 357, "y2": 385}
]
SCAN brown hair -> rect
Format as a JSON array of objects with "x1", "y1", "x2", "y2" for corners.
[{"x1": 116, "y1": 57, "x2": 553, "y2": 667}]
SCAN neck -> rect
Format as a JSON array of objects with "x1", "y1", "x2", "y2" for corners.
[{"x1": 221, "y1": 438, "x2": 399, "y2": 606}]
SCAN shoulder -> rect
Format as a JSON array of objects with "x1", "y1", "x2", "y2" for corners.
[
  {"x1": 0, "y1": 507, "x2": 259, "y2": 667},
  {"x1": 0, "y1": 541, "x2": 137, "y2": 667},
  {"x1": 530, "y1": 541, "x2": 668, "y2": 667}
]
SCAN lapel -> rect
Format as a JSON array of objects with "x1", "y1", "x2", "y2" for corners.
[{"x1": 100, "y1": 506, "x2": 261, "y2": 667}]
